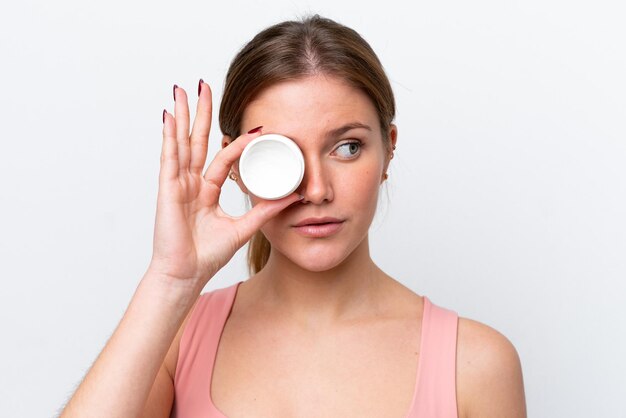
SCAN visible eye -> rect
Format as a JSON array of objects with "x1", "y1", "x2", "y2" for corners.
[{"x1": 334, "y1": 140, "x2": 362, "y2": 159}]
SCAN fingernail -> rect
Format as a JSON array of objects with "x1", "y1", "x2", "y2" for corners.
[
  {"x1": 298, "y1": 194, "x2": 305, "y2": 200},
  {"x1": 173, "y1": 84, "x2": 178, "y2": 101},
  {"x1": 198, "y1": 79, "x2": 203, "y2": 97},
  {"x1": 247, "y1": 125, "x2": 263, "y2": 134},
  {"x1": 162, "y1": 109, "x2": 167, "y2": 124}
]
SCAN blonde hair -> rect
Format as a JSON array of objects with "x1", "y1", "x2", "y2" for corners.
[{"x1": 218, "y1": 15, "x2": 396, "y2": 275}]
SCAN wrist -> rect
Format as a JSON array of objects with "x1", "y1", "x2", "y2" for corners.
[
  {"x1": 146, "y1": 258, "x2": 217, "y2": 283},
  {"x1": 140, "y1": 268, "x2": 205, "y2": 307}
]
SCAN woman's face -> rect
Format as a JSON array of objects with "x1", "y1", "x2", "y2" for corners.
[{"x1": 236, "y1": 75, "x2": 396, "y2": 272}]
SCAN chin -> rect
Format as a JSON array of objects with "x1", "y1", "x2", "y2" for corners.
[
  {"x1": 280, "y1": 242, "x2": 357, "y2": 272},
  {"x1": 263, "y1": 222, "x2": 370, "y2": 273}
]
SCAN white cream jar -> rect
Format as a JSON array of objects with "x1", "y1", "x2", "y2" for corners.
[{"x1": 239, "y1": 134, "x2": 305, "y2": 200}]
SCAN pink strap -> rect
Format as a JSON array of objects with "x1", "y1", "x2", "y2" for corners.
[
  {"x1": 171, "y1": 284, "x2": 238, "y2": 418},
  {"x1": 409, "y1": 296, "x2": 459, "y2": 418},
  {"x1": 173, "y1": 285, "x2": 458, "y2": 418}
]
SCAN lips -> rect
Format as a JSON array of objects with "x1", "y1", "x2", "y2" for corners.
[
  {"x1": 292, "y1": 217, "x2": 345, "y2": 238},
  {"x1": 293, "y1": 217, "x2": 343, "y2": 227}
]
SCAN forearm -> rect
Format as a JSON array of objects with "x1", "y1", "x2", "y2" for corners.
[{"x1": 60, "y1": 271, "x2": 201, "y2": 418}]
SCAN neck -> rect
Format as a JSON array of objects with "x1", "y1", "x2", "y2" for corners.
[{"x1": 253, "y1": 237, "x2": 387, "y2": 328}]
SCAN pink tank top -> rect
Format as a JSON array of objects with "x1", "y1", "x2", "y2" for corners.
[{"x1": 171, "y1": 281, "x2": 458, "y2": 418}]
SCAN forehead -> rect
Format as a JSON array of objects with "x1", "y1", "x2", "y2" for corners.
[{"x1": 241, "y1": 75, "x2": 379, "y2": 137}]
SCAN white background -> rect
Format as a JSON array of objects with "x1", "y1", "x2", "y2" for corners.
[{"x1": 1, "y1": 0, "x2": 624, "y2": 417}]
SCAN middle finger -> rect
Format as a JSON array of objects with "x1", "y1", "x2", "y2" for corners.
[{"x1": 189, "y1": 80, "x2": 212, "y2": 176}]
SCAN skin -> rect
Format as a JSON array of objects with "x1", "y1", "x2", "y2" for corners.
[
  {"x1": 212, "y1": 75, "x2": 526, "y2": 417},
  {"x1": 60, "y1": 75, "x2": 526, "y2": 418},
  {"x1": 227, "y1": 74, "x2": 398, "y2": 327}
]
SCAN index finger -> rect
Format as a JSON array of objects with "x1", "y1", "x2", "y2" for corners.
[{"x1": 202, "y1": 129, "x2": 263, "y2": 190}]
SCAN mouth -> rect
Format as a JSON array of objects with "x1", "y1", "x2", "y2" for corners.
[
  {"x1": 293, "y1": 217, "x2": 344, "y2": 227},
  {"x1": 292, "y1": 217, "x2": 345, "y2": 238}
]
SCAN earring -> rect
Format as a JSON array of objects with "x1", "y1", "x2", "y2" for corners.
[
  {"x1": 383, "y1": 173, "x2": 389, "y2": 181},
  {"x1": 228, "y1": 171, "x2": 238, "y2": 181}
]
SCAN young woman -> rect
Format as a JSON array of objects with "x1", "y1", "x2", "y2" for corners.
[{"x1": 61, "y1": 15, "x2": 526, "y2": 418}]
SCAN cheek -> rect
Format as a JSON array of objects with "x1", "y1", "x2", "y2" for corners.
[{"x1": 338, "y1": 168, "x2": 383, "y2": 218}]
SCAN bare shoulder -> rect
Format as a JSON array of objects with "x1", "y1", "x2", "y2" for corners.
[{"x1": 456, "y1": 317, "x2": 527, "y2": 418}]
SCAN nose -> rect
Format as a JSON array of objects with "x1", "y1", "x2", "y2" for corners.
[{"x1": 297, "y1": 157, "x2": 333, "y2": 205}]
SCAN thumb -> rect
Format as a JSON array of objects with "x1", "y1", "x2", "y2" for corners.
[{"x1": 235, "y1": 193, "x2": 304, "y2": 243}]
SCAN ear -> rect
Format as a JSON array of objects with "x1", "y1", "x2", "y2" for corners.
[
  {"x1": 221, "y1": 135, "x2": 250, "y2": 195},
  {"x1": 221, "y1": 135, "x2": 238, "y2": 174},
  {"x1": 382, "y1": 124, "x2": 398, "y2": 176},
  {"x1": 221, "y1": 134, "x2": 234, "y2": 149}
]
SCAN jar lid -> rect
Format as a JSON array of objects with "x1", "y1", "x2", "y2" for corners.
[{"x1": 239, "y1": 134, "x2": 305, "y2": 200}]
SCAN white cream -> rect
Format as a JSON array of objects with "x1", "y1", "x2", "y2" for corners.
[{"x1": 239, "y1": 134, "x2": 305, "y2": 200}]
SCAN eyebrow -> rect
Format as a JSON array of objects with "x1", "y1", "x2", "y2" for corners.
[{"x1": 326, "y1": 122, "x2": 372, "y2": 138}]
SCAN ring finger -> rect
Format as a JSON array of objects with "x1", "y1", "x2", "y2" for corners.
[{"x1": 173, "y1": 85, "x2": 191, "y2": 173}]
